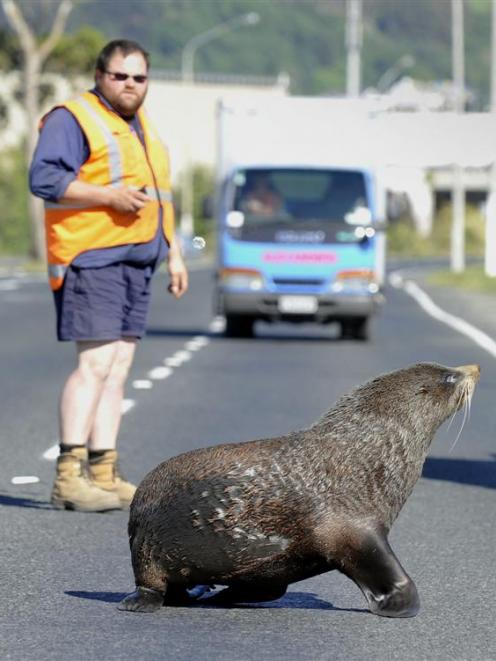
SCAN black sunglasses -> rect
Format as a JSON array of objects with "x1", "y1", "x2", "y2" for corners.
[{"x1": 104, "y1": 71, "x2": 148, "y2": 84}]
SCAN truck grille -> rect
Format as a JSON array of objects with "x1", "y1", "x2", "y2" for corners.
[{"x1": 272, "y1": 278, "x2": 325, "y2": 286}]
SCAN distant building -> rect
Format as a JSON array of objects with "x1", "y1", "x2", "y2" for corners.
[
  {"x1": 146, "y1": 70, "x2": 290, "y2": 181},
  {"x1": 363, "y1": 75, "x2": 476, "y2": 112},
  {"x1": 0, "y1": 69, "x2": 290, "y2": 184},
  {"x1": 2, "y1": 68, "x2": 494, "y2": 237}
]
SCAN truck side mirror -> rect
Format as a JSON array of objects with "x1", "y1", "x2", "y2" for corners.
[{"x1": 202, "y1": 195, "x2": 214, "y2": 219}]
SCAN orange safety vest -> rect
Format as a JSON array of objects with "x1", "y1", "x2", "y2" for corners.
[{"x1": 42, "y1": 91, "x2": 175, "y2": 290}]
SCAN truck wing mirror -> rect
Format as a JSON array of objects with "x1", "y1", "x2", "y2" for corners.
[{"x1": 202, "y1": 195, "x2": 214, "y2": 219}]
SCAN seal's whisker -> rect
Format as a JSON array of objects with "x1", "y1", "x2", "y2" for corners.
[
  {"x1": 448, "y1": 410, "x2": 457, "y2": 431},
  {"x1": 446, "y1": 409, "x2": 458, "y2": 431},
  {"x1": 449, "y1": 386, "x2": 470, "y2": 454},
  {"x1": 448, "y1": 415, "x2": 464, "y2": 454}
]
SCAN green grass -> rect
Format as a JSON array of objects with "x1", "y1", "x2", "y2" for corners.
[
  {"x1": 387, "y1": 203, "x2": 486, "y2": 259},
  {"x1": 426, "y1": 264, "x2": 496, "y2": 294},
  {"x1": 387, "y1": 202, "x2": 496, "y2": 293}
]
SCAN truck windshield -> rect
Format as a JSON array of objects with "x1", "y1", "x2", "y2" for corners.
[{"x1": 229, "y1": 168, "x2": 370, "y2": 243}]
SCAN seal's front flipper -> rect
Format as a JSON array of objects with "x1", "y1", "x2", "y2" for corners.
[
  {"x1": 117, "y1": 586, "x2": 164, "y2": 612},
  {"x1": 341, "y1": 529, "x2": 420, "y2": 618}
]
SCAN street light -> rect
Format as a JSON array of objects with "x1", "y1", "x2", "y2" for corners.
[
  {"x1": 179, "y1": 12, "x2": 260, "y2": 239},
  {"x1": 181, "y1": 12, "x2": 260, "y2": 84}
]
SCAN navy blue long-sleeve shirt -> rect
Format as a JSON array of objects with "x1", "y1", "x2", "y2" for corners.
[{"x1": 29, "y1": 90, "x2": 168, "y2": 268}]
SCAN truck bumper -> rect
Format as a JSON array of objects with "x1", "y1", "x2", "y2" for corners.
[{"x1": 217, "y1": 290, "x2": 379, "y2": 323}]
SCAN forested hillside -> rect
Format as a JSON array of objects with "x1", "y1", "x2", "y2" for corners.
[{"x1": 0, "y1": 0, "x2": 493, "y2": 107}]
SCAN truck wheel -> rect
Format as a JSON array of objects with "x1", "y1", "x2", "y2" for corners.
[
  {"x1": 340, "y1": 317, "x2": 369, "y2": 341},
  {"x1": 224, "y1": 315, "x2": 255, "y2": 338}
]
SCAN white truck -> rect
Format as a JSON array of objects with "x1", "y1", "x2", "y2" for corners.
[{"x1": 212, "y1": 95, "x2": 387, "y2": 339}]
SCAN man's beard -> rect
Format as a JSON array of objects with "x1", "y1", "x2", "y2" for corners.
[{"x1": 114, "y1": 92, "x2": 145, "y2": 117}]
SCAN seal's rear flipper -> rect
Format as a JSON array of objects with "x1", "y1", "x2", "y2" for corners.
[
  {"x1": 117, "y1": 586, "x2": 164, "y2": 612},
  {"x1": 339, "y1": 528, "x2": 420, "y2": 618}
]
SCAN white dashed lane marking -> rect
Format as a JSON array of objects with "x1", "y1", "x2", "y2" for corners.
[
  {"x1": 132, "y1": 379, "x2": 153, "y2": 390},
  {"x1": 185, "y1": 336, "x2": 210, "y2": 351},
  {"x1": 42, "y1": 445, "x2": 60, "y2": 461},
  {"x1": 11, "y1": 476, "x2": 40, "y2": 485},
  {"x1": 3, "y1": 263, "x2": 215, "y2": 474},
  {"x1": 148, "y1": 366, "x2": 173, "y2": 380},
  {"x1": 40, "y1": 332, "x2": 213, "y2": 463},
  {"x1": 0, "y1": 279, "x2": 19, "y2": 291},
  {"x1": 209, "y1": 316, "x2": 225, "y2": 333},
  {"x1": 121, "y1": 399, "x2": 135, "y2": 414}
]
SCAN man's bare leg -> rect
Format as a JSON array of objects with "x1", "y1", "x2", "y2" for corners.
[
  {"x1": 86, "y1": 338, "x2": 138, "y2": 507},
  {"x1": 59, "y1": 340, "x2": 120, "y2": 446},
  {"x1": 52, "y1": 340, "x2": 122, "y2": 511},
  {"x1": 88, "y1": 338, "x2": 137, "y2": 451}
]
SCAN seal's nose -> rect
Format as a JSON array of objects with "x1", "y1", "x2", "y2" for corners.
[{"x1": 457, "y1": 364, "x2": 481, "y2": 381}]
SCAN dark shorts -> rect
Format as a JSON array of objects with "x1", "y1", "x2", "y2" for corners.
[{"x1": 53, "y1": 263, "x2": 153, "y2": 342}]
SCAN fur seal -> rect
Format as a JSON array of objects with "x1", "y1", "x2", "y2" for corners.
[{"x1": 119, "y1": 362, "x2": 479, "y2": 617}]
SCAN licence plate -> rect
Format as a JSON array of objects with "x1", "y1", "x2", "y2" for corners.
[{"x1": 278, "y1": 295, "x2": 318, "y2": 314}]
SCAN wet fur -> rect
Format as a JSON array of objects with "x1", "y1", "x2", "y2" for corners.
[{"x1": 120, "y1": 362, "x2": 479, "y2": 616}]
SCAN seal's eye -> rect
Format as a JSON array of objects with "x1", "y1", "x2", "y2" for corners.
[{"x1": 444, "y1": 373, "x2": 458, "y2": 384}]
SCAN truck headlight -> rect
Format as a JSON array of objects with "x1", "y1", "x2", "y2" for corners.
[
  {"x1": 219, "y1": 268, "x2": 264, "y2": 291},
  {"x1": 331, "y1": 270, "x2": 378, "y2": 293}
]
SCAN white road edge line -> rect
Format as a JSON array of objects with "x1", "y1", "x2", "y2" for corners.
[{"x1": 389, "y1": 271, "x2": 496, "y2": 359}]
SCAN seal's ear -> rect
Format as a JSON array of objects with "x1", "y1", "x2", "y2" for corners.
[{"x1": 417, "y1": 386, "x2": 428, "y2": 394}]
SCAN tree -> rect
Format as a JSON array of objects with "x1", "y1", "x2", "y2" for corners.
[
  {"x1": 1, "y1": 0, "x2": 73, "y2": 261},
  {"x1": 47, "y1": 25, "x2": 105, "y2": 75}
]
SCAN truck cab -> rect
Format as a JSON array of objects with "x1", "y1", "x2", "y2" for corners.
[
  {"x1": 213, "y1": 96, "x2": 387, "y2": 339},
  {"x1": 216, "y1": 165, "x2": 385, "y2": 339}
]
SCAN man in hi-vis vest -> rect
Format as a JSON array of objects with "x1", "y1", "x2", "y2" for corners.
[{"x1": 29, "y1": 39, "x2": 188, "y2": 512}]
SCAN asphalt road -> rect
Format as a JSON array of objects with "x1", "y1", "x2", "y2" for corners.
[{"x1": 0, "y1": 260, "x2": 495, "y2": 661}]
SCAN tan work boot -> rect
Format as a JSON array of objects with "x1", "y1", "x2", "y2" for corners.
[
  {"x1": 51, "y1": 446, "x2": 121, "y2": 512},
  {"x1": 88, "y1": 449, "x2": 137, "y2": 509}
]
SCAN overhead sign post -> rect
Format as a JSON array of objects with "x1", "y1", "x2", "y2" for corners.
[
  {"x1": 451, "y1": 0, "x2": 465, "y2": 274},
  {"x1": 485, "y1": 0, "x2": 496, "y2": 277},
  {"x1": 485, "y1": 166, "x2": 496, "y2": 276},
  {"x1": 346, "y1": 0, "x2": 362, "y2": 98}
]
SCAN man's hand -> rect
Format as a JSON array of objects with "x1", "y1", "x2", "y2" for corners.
[
  {"x1": 59, "y1": 181, "x2": 150, "y2": 214},
  {"x1": 106, "y1": 186, "x2": 151, "y2": 213},
  {"x1": 167, "y1": 250, "x2": 188, "y2": 298}
]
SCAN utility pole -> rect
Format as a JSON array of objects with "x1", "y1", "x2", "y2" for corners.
[
  {"x1": 451, "y1": 0, "x2": 465, "y2": 273},
  {"x1": 485, "y1": 0, "x2": 496, "y2": 276},
  {"x1": 346, "y1": 0, "x2": 362, "y2": 97}
]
